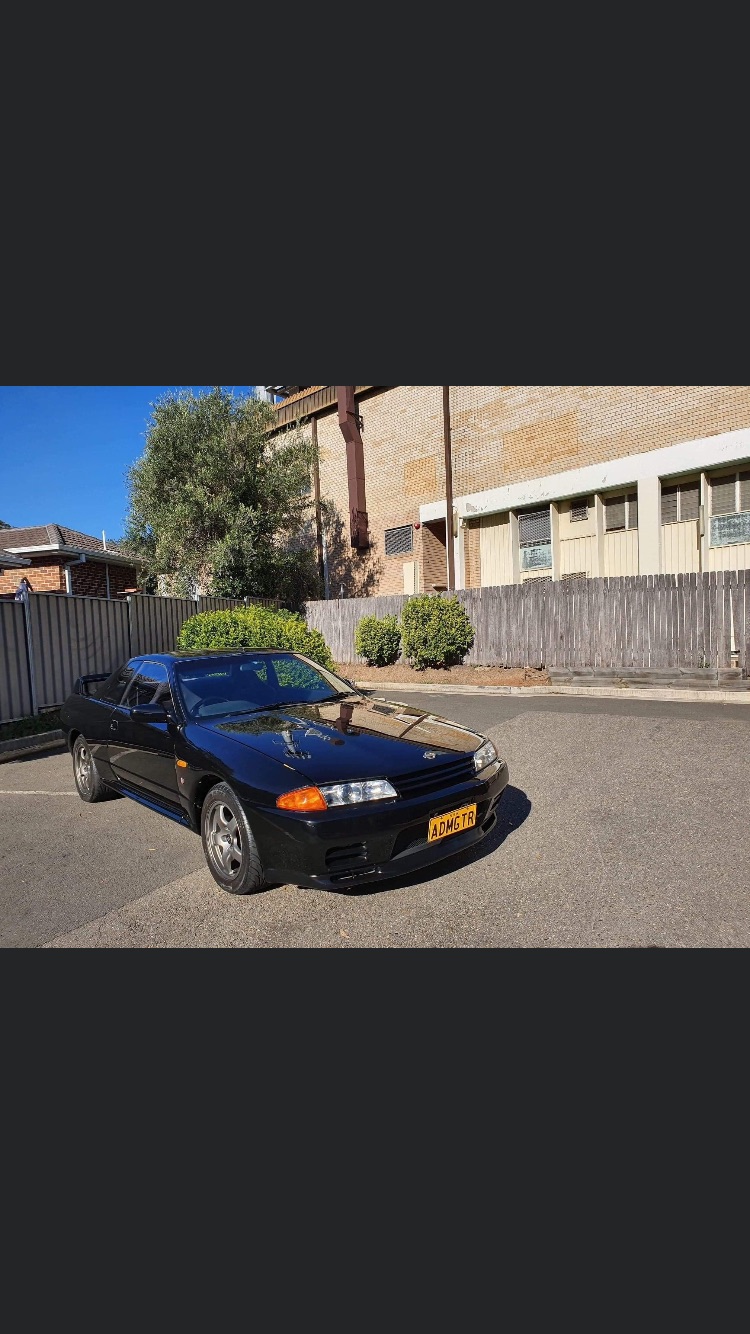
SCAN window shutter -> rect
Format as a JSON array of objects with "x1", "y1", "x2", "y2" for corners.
[
  {"x1": 571, "y1": 499, "x2": 589, "y2": 522},
  {"x1": 739, "y1": 470, "x2": 750, "y2": 513},
  {"x1": 661, "y1": 486, "x2": 678, "y2": 525},
  {"x1": 384, "y1": 525, "x2": 413, "y2": 556},
  {"x1": 680, "y1": 481, "x2": 700, "y2": 522},
  {"x1": 711, "y1": 475, "x2": 737, "y2": 517},
  {"x1": 626, "y1": 493, "x2": 638, "y2": 530},
  {"x1": 605, "y1": 496, "x2": 626, "y2": 531},
  {"x1": 518, "y1": 509, "x2": 551, "y2": 546}
]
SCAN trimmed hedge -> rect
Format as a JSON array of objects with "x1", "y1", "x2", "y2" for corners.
[
  {"x1": 176, "y1": 606, "x2": 335, "y2": 671},
  {"x1": 400, "y1": 595, "x2": 474, "y2": 670},
  {"x1": 354, "y1": 614, "x2": 402, "y2": 667}
]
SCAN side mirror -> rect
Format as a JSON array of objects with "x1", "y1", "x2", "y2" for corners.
[{"x1": 130, "y1": 701, "x2": 168, "y2": 723}]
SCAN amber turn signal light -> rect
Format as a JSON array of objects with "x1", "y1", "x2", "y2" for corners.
[{"x1": 276, "y1": 786, "x2": 328, "y2": 812}]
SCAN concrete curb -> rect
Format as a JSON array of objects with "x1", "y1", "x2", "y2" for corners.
[
  {"x1": 0, "y1": 729, "x2": 65, "y2": 763},
  {"x1": 354, "y1": 682, "x2": 750, "y2": 705}
]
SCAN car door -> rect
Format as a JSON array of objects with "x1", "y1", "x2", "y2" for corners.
[
  {"x1": 108, "y1": 661, "x2": 181, "y2": 808},
  {"x1": 83, "y1": 659, "x2": 142, "y2": 778}
]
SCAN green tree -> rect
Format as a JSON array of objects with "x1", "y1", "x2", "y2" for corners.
[
  {"x1": 123, "y1": 387, "x2": 322, "y2": 608},
  {"x1": 0, "y1": 520, "x2": 11, "y2": 529}
]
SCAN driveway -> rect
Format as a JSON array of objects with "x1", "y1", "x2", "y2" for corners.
[{"x1": 1, "y1": 692, "x2": 749, "y2": 947}]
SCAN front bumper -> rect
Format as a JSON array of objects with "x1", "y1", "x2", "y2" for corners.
[{"x1": 252, "y1": 759, "x2": 509, "y2": 889}]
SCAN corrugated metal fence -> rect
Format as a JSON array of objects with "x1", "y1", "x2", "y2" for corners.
[
  {"x1": 304, "y1": 571, "x2": 750, "y2": 672},
  {"x1": 0, "y1": 601, "x2": 33, "y2": 722},
  {"x1": 0, "y1": 592, "x2": 255, "y2": 722},
  {"x1": 3, "y1": 575, "x2": 749, "y2": 723},
  {"x1": 29, "y1": 593, "x2": 131, "y2": 711}
]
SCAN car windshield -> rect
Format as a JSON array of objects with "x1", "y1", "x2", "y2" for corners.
[{"x1": 173, "y1": 652, "x2": 359, "y2": 720}]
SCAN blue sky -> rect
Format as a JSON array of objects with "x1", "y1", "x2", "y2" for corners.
[{"x1": 0, "y1": 386, "x2": 264, "y2": 541}]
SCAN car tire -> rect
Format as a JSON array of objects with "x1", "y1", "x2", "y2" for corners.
[
  {"x1": 72, "y1": 735, "x2": 110, "y2": 803},
  {"x1": 201, "y1": 782, "x2": 267, "y2": 894}
]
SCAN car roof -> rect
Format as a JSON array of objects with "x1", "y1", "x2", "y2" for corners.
[{"x1": 138, "y1": 649, "x2": 296, "y2": 662}]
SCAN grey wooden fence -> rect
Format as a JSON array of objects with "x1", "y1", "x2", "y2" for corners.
[
  {"x1": 28, "y1": 592, "x2": 131, "y2": 711},
  {"x1": 0, "y1": 601, "x2": 33, "y2": 722},
  {"x1": 305, "y1": 572, "x2": 750, "y2": 672},
  {"x1": 3, "y1": 574, "x2": 749, "y2": 724}
]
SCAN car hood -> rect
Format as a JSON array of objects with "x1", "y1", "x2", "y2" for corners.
[{"x1": 196, "y1": 696, "x2": 484, "y2": 783}]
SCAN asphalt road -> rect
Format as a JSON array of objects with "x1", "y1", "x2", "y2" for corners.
[{"x1": 1, "y1": 692, "x2": 749, "y2": 948}]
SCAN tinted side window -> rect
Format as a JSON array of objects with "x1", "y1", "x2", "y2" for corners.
[
  {"x1": 95, "y1": 660, "x2": 142, "y2": 705},
  {"x1": 125, "y1": 661, "x2": 171, "y2": 709}
]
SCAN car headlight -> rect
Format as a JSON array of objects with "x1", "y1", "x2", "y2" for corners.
[
  {"x1": 318, "y1": 779, "x2": 397, "y2": 806},
  {"x1": 473, "y1": 740, "x2": 498, "y2": 773}
]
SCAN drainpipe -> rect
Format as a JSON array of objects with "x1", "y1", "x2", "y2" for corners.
[
  {"x1": 311, "y1": 416, "x2": 325, "y2": 591},
  {"x1": 64, "y1": 552, "x2": 86, "y2": 594},
  {"x1": 443, "y1": 386, "x2": 455, "y2": 592},
  {"x1": 336, "y1": 386, "x2": 369, "y2": 549}
]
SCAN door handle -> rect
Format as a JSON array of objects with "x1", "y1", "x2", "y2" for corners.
[{"x1": 110, "y1": 719, "x2": 118, "y2": 732}]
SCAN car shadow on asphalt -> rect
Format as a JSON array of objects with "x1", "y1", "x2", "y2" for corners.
[
  {"x1": 0, "y1": 740, "x2": 68, "y2": 767},
  {"x1": 330, "y1": 784, "x2": 532, "y2": 898}
]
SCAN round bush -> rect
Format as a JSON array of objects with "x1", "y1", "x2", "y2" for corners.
[
  {"x1": 354, "y1": 614, "x2": 402, "y2": 667},
  {"x1": 176, "y1": 606, "x2": 335, "y2": 671},
  {"x1": 400, "y1": 595, "x2": 474, "y2": 670}
]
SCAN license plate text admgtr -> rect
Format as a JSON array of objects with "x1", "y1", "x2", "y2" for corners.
[{"x1": 428, "y1": 803, "x2": 477, "y2": 843}]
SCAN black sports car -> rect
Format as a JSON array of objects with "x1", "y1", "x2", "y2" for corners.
[{"x1": 60, "y1": 649, "x2": 509, "y2": 893}]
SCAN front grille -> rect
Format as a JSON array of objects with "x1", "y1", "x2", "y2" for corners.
[
  {"x1": 391, "y1": 827, "x2": 429, "y2": 858},
  {"x1": 395, "y1": 756, "x2": 475, "y2": 801},
  {"x1": 325, "y1": 842, "x2": 370, "y2": 873},
  {"x1": 390, "y1": 798, "x2": 490, "y2": 860}
]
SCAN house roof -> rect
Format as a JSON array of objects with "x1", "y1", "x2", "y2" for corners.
[
  {"x1": 0, "y1": 524, "x2": 139, "y2": 562},
  {"x1": 0, "y1": 547, "x2": 31, "y2": 569}
]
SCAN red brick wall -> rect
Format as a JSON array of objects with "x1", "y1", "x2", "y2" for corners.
[
  {"x1": 107, "y1": 563, "x2": 139, "y2": 597},
  {"x1": 0, "y1": 556, "x2": 66, "y2": 595},
  {"x1": 70, "y1": 561, "x2": 108, "y2": 597},
  {"x1": 0, "y1": 557, "x2": 138, "y2": 597}
]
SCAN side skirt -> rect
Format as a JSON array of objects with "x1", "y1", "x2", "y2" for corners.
[{"x1": 113, "y1": 782, "x2": 193, "y2": 828}]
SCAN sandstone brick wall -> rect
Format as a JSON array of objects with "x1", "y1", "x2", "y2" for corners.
[
  {"x1": 463, "y1": 521, "x2": 481, "y2": 589},
  {"x1": 448, "y1": 385, "x2": 750, "y2": 498},
  {"x1": 283, "y1": 386, "x2": 750, "y2": 597},
  {"x1": 313, "y1": 386, "x2": 446, "y2": 597}
]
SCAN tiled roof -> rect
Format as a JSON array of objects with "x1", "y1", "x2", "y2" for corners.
[{"x1": 0, "y1": 524, "x2": 138, "y2": 560}]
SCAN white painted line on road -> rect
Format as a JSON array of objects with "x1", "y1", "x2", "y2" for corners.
[{"x1": 0, "y1": 790, "x2": 77, "y2": 796}]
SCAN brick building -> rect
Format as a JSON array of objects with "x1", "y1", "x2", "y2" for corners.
[
  {"x1": 0, "y1": 524, "x2": 141, "y2": 598},
  {"x1": 269, "y1": 387, "x2": 750, "y2": 596}
]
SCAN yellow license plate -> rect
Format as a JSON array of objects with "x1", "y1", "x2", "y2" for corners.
[{"x1": 428, "y1": 804, "x2": 477, "y2": 842}]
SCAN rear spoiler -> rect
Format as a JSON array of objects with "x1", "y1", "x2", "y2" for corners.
[{"x1": 74, "y1": 672, "x2": 110, "y2": 697}]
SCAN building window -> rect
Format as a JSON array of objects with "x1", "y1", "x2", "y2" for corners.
[
  {"x1": 518, "y1": 508, "x2": 551, "y2": 572},
  {"x1": 604, "y1": 493, "x2": 638, "y2": 532},
  {"x1": 570, "y1": 498, "x2": 591, "y2": 522},
  {"x1": 662, "y1": 479, "x2": 700, "y2": 525},
  {"x1": 709, "y1": 468, "x2": 750, "y2": 547},
  {"x1": 384, "y1": 525, "x2": 413, "y2": 557}
]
